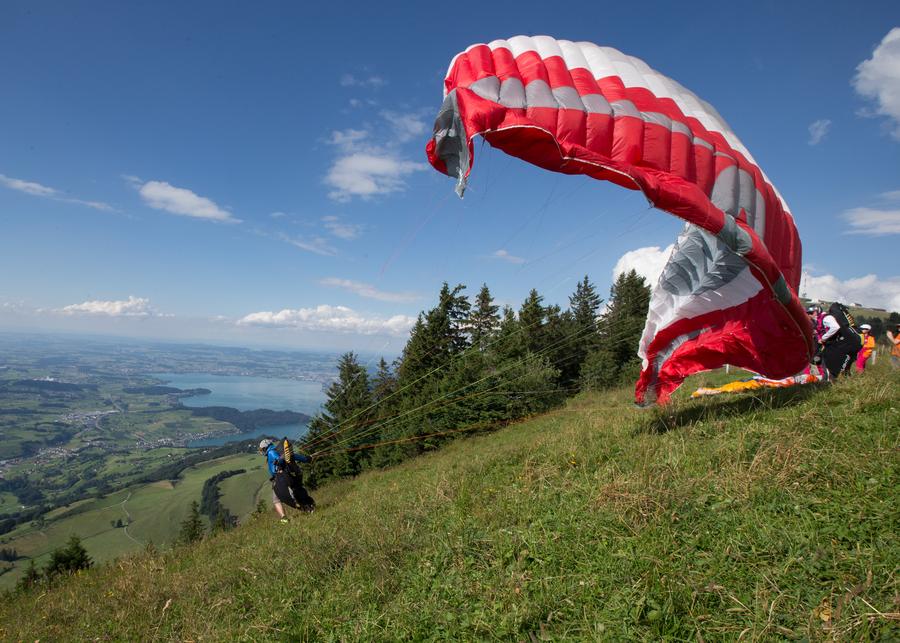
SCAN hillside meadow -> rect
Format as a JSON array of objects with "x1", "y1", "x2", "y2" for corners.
[
  {"x1": 0, "y1": 453, "x2": 267, "y2": 592},
  {"x1": 1, "y1": 365, "x2": 898, "y2": 640}
]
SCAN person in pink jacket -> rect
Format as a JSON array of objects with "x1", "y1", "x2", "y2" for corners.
[
  {"x1": 855, "y1": 324, "x2": 875, "y2": 372},
  {"x1": 804, "y1": 306, "x2": 826, "y2": 376}
]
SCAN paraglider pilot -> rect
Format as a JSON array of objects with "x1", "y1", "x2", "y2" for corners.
[
  {"x1": 816, "y1": 303, "x2": 862, "y2": 379},
  {"x1": 259, "y1": 438, "x2": 313, "y2": 523}
]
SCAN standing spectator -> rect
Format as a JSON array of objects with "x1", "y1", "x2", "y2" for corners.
[
  {"x1": 804, "y1": 306, "x2": 826, "y2": 376},
  {"x1": 855, "y1": 324, "x2": 875, "y2": 372},
  {"x1": 887, "y1": 323, "x2": 900, "y2": 370}
]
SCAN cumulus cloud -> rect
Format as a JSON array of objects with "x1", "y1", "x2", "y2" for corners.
[
  {"x1": 321, "y1": 215, "x2": 363, "y2": 240},
  {"x1": 325, "y1": 152, "x2": 426, "y2": 201},
  {"x1": 340, "y1": 73, "x2": 385, "y2": 88},
  {"x1": 58, "y1": 296, "x2": 160, "y2": 318},
  {"x1": 132, "y1": 179, "x2": 239, "y2": 223},
  {"x1": 0, "y1": 173, "x2": 115, "y2": 211},
  {"x1": 491, "y1": 249, "x2": 525, "y2": 265},
  {"x1": 237, "y1": 304, "x2": 415, "y2": 336},
  {"x1": 612, "y1": 244, "x2": 674, "y2": 286},
  {"x1": 320, "y1": 277, "x2": 419, "y2": 303},
  {"x1": 808, "y1": 119, "x2": 832, "y2": 145},
  {"x1": 324, "y1": 109, "x2": 429, "y2": 201},
  {"x1": 853, "y1": 27, "x2": 900, "y2": 140},
  {"x1": 802, "y1": 271, "x2": 900, "y2": 311}
]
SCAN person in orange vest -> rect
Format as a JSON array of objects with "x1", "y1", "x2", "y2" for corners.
[
  {"x1": 887, "y1": 323, "x2": 900, "y2": 370},
  {"x1": 855, "y1": 324, "x2": 876, "y2": 372}
]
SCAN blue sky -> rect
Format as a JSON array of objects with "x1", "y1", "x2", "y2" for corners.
[{"x1": 1, "y1": 1, "x2": 898, "y2": 354}]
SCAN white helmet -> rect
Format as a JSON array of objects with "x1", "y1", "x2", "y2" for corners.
[
  {"x1": 860, "y1": 324, "x2": 871, "y2": 331},
  {"x1": 258, "y1": 438, "x2": 273, "y2": 451}
]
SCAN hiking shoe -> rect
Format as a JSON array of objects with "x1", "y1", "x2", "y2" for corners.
[{"x1": 279, "y1": 518, "x2": 289, "y2": 524}]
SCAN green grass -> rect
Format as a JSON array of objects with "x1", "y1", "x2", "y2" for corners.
[
  {"x1": 0, "y1": 453, "x2": 267, "y2": 592},
  {"x1": 0, "y1": 492, "x2": 20, "y2": 514},
  {"x1": 1, "y1": 366, "x2": 898, "y2": 640}
]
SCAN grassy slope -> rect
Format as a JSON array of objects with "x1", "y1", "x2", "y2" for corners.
[
  {"x1": 2, "y1": 367, "x2": 898, "y2": 641},
  {"x1": 0, "y1": 454, "x2": 267, "y2": 591}
]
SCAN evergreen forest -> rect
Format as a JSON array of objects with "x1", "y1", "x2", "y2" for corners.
[{"x1": 302, "y1": 271, "x2": 650, "y2": 486}]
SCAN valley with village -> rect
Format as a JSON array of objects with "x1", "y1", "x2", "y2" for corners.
[{"x1": 0, "y1": 332, "x2": 334, "y2": 590}]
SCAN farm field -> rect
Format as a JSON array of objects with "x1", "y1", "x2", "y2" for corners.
[{"x1": 0, "y1": 453, "x2": 268, "y2": 591}]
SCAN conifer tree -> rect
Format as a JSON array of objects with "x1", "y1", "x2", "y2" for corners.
[
  {"x1": 395, "y1": 315, "x2": 427, "y2": 385},
  {"x1": 45, "y1": 534, "x2": 92, "y2": 578},
  {"x1": 570, "y1": 275, "x2": 603, "y2": 338},
  {"x1": 371, "y1": 357, "x2": 396, "y2": 404},
  {"x1": 305, "y1": 352, "x2": 373, "y2": 483},
  {"x1": 441, "y1": 283, "x2": 472, "y2": 355},
  {"x1": 582, "y1": 270, "x2": 650, "y2": 389},
  {"x1": 543, "y1": 304, "x2": 578, "y2": 388},
  {"x1": 178, "y1": 501, "x2": 205, "y2": 544},
  {"x1": 16, "y1": 559, "x2": 41, "y2": 592},
  {"x1": 567, "y1": 275, "x2": 603, "y2": 385},
  {"x1": 492, "y1": 306, "x2": 525, "y2": 364},
  {"x1": 395, "y1": 284, "x2": 469, "y2": 400},
  {"x1": 212, "y1": 509, "x2": 236, "y2": 532},
  {"x1": 518, "y1": 289, "x2": 546, "y2": 354},
  {"x1": 468, "y1": 283, "x2": 500, "y2": 351}
]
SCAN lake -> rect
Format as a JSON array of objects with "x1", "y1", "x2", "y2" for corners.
[{"x1": 152, "y1": 372, "x2": 327, "y2": 447}]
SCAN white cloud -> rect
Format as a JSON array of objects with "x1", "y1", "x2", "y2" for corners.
[
  {"x1": 853, "y1": 27, "x2": 900, "y2": 140},
  {"x1": 320, "y1": 277, "x2": 419, "y2": 303},
  {"x1": 612, "y1": 244, "x2": 674, "y2": 286},
  {"x1": 808, "y1": 119, "x2": 832, "y2": 145},
  {"x1": 270, "y1": 211, "x2": 287, "y2": 219},
  {"x1": 340, "y1": 74, "x2": 385, "y2": 88},
  {"x1": 0, "y1": 173, "x2": 115, "y2": 211},
  {"x1": 321, "y1": 215, "x2": 363, "y2": 240},
  {"x1": 58, "y1": 296, "x2": 160, "y2": 318},
  {"x1": 277, "y1": 232, "x2": 337, "y2": 256},
  {"x1": 135, "y1": 180, "x2": 240, "y2": 223},
  {"x1": 237, "y1": 304, "x2": 415, "y2": 336},
  {"x1": 880, "y1": 190, "x2": 900, "y2": 201},
  {"x1": 324, "y1": 110, "x2": 429, "y2": 201},
  {"x1": 842, "y1": 207, "x2": 900, "y2": 235},
  {"x1": 802, "y1": 270, "x2": 900, "y2": 311},
  {"x1": 380, "y1": 110, "x2": 427, "y2": 143},
  {"x1": 0, "y1": 300, "x2": 30, "y2": 314},
  {"x1": 0, "y1": 174, "x2": 56, "y2": 197},
  {"x1": 329, "y1": 129, "x2": 369, "y2": 150},
  {"x1": 491, "y1": 249, "x2": 525, "y2": 265},
  {"x1": 325, "y1": 152, "x2": 426, "y2": 201}
]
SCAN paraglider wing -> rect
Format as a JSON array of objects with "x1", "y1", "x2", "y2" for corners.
[{"x1": 426, "y1": 35, "x2": 814, "y2": 404}]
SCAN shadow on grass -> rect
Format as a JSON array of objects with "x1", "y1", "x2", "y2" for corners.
[{"x1": 635, "y1": 382, "x2": 827, "y2": 435}]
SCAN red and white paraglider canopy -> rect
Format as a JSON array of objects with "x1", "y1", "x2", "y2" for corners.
[{"x1": 426, "y1": 35, "x2": 813, "y2": 404}]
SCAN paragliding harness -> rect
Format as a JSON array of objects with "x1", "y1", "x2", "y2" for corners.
[
  {"x1": 820, "y1": 303, "x2": 862, "y2": 378},
  {"x1": 271, "y1": 437, "x2": 315, "y2": 513},
  {"x1": 825, "y1": 302, "x2": 862, "y2": 348}
]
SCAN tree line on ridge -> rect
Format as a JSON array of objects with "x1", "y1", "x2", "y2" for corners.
[{"x1": 301, "y1": 271, "x2": 651, "y2": 487}]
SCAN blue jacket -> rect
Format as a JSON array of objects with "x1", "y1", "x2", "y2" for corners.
[{"x1": 265, "y1": 443, "x2": 311, "y2": 476}]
